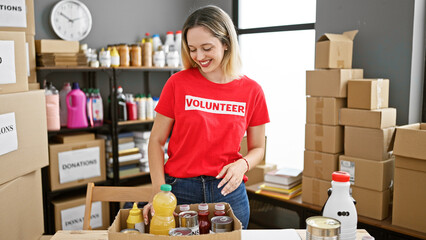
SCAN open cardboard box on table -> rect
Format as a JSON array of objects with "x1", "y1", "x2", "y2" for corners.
[{"x1": 109, "y1": 202, "x2": 242, "y2": 240}]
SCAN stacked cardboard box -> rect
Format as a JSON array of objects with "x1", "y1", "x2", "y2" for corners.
[
  {"x1": 339, "y1": 79, "x2": 396, "y2": 220},
  {"x1": 302, "y1": 30, "x2": 362, "y2": 207},
  {"x1": 0, "y1": 2, "x2": 48, "y2": 239},
  {"x1": 35, "y1": 39, "x2": 86, "y2": 67},
  {"x1": 0, "y1": 0, "x2": 37, "y2": 87},
  {"x1": 392, "y1": 123, "x2": 426, "y2": 233}
]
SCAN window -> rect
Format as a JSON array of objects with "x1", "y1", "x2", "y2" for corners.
[{"x1": 235, "y1": 0, "x2": 316, "y2": 170}]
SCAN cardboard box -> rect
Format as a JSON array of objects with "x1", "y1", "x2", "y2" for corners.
[
  {"x1": 49, "y1": 139, "x2": 106, "y2": 191},
  {"x1": 392, "y1": 161, "x2": 426, "y2": 233},
  {"x1": 35, "y1": 39, "x2": 80, "y2": 54},
  {"x1": 315, "y1": 30, "x2": 358, "y2": 69},
  {"x1": 347, "y1": 79, "x2": 389, "y2": 110},
  {"x1": 0, "y1": 31, "x2": 29, "y2": 94},
  {"x1": 108, "y1": 203, "x2": 242, "y2": 239},
  {"x1": 306, "y1": 97, "x2": 346, "y2": 125},
  {"x1": 245, "y1": 163, "x2": 277, "y2": 186},
  {"x1": 28, "y1": 82, "x2": 40, "y2": 90},
  {"x1": 339, "y1": 108, "x2": 396, "y2": 129},
  {"x1": 392, "y1": 124, "x2": 426, "y2": 233},
  {"x1": 26, "y1": 34, "x2": 37, "y2": 83},
  {"x1": 0, "y1": 0, "x2": 35, "y2": 35},
  {"x1": 351, "y1": 185, "x2": 390, "y2": 220},
  {"x1": 0, "y1": 170, "x2": 44, "y2": 240},
  {"x1": 53, "y1": 132, "x2": 96, "y2": 144},
  {"x1": 303, "y1": 150, "x2": 339, "y2": 181},
  {"x1": 0, "y1": 90, "x2": 48, "y2": 184},
  {"x1": 344, "y1": 126, "x2": 394, "y2": 161},
  {"x1": 305, "y1": 124, "x2": 344, "y2": 154},
  {"x1": 306, "y1": 69, "x2": 363, "y2": 98},
  {"x1": 52, "y1": 195, "x2": 109, "y2": 231},
  {"x1": 393, "y1": 123, "x2": 426, "y2": 160},
  {"x1": 339, "y1": 155, "x2": 394, "y2": 191},
  {"x1": 301, "y1": 176, "x2": 331, "y2": 207}
]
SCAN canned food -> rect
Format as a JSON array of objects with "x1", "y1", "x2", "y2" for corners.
[
  {"x1": 306, "y1": 216, "x2": 341, "y2": 240},
  {"x1": 179, "y1": 211, "x2": 199, "y2": 235},
  {"x1": 120, "y1": 228, "x2": 140, "y2": 234},
  {"x1": 211, "y1": 216, "x2": 233, "y2": 233},
  {"x1": 169, "y1": 227, "x2": 192, "y2": 236}
]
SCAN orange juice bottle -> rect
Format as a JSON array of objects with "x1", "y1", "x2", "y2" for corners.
[{"x1": 149, "y1": 184, "x2": 177, "y2": 235}]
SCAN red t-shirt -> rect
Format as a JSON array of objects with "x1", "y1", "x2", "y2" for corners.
[{"x1": 155, "y1": 68, "x2": 270, "y2": 178}]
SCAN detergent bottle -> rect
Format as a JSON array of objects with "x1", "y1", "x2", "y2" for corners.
[
  {"x1": 149, "y1": 184, "x2": 177, "y2": 235},
  {"x1": 66, "y1": 82, "x2": 88, "y2": 128},
  {"x1": 45, "y1": 82, "x2": 60, "y2": 131}
]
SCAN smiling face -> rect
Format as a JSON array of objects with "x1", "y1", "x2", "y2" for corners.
[{"x1": 187, "y1": 26, "x2": 228, "y2": 79}]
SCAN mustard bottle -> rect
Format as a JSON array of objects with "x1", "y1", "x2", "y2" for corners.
[
  {"x1": 110, "y1": 46, "x2": 120, "y2": 67},
  {"x1": 127, "y1": 202, "x2": 144, "y2": 233}
]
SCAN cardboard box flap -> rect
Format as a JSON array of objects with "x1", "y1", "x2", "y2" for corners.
[
  {"x1": 393, "y1": 123, "x2": 426, "y2": 160},
  {"x1": 318, "y1": 33, "x2": 352, "y2": 42},
  {"x1": 343, "y1": 30, "x2": 359, "y2": 40}
]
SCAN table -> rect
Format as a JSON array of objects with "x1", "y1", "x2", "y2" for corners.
[
  {"x1": 48, "y1": 229, "x2": 371, "y2": 239},
  {"x1": 247, "y1": 182, "x2": 426, "y2": 240}
]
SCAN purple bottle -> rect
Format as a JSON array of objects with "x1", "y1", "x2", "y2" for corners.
[{"x1": 66, "y1": 82, "x2": 88, "y2": 128}]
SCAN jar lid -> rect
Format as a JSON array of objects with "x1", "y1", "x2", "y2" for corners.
[
  {"x1": 332, "y1": 171, "x2": 350, "y2": 182},
  {"x1": 198, "y1": 203, "x2": 208, "y2": 211},
  {"x1": 179, "y1": 204, "x2": 190, "y2": 211},
  {"x1": 306, "y1": 216, "x2": 340, "y2": 237},
  {"x1": 215, "y1": 203, "x2": 225, "y2": 211}
]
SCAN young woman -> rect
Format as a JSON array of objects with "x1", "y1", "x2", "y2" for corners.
[{"x1": 143, "y1": 5, "x2": 269, "y2": 229}]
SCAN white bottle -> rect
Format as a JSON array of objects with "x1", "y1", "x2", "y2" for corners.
[
  {"x1": 153, "y1": 49, "x2": 166, "y2": 67},
  {"x1": 175, "y1": 30, "x2": 182, "y2": 66},
  {"x1": 152, "y1": 96, "x2": 159, "y2": 118},
  {"x1": 146, "y1": 94, "x2": 154, "y2": 120},
  {"x1": 99, "y1": 48, "x2": 111, "y2": 67},
  {"x1": 138, "y1": 94, "x2": 147, "y2": 120},
  {"x1": 164, "y1": 31, "x2": 175, "y2": 54},
  {"x1": 323, "y1": 171, "x2": 357, "y2": 240},
  {"x1": 152, "y1": 34, "x2": 163, "y2": 52},
  {"x1": 59, "y1": 82, "x2": 72, "y2": 127},
  {"x1": 166, "y1": 50, "x2": 179, "y2": 67}
]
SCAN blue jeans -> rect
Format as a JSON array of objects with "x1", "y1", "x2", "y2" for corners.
[{"x1": 165, "y1": 174, "x2": 250, "y2": 229}]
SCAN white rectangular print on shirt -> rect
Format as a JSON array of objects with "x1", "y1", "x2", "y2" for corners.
[{"x1": 58, "y1": 146, "x2": 101, "y2": 184}]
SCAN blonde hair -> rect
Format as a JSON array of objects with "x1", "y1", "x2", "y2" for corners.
[{"x1": 181, "y1": 5, "x2": 242, "y2": 79}]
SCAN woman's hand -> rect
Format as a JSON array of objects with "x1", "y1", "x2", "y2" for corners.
[
  {"x1": 142, "y1": 202, "x2": 154, "y2": 225},
  {"x1": 216, "y1": 159, "x2": 248, "y2": 196}
]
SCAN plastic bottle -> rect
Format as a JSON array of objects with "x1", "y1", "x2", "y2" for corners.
[
  {"x1": 214, "y1": 203, "x2": 226, "y2": 216},
  {"x1": 99, "y1": 48, "x2": 111, "y2": 67},
  {"x1": 126, "y1": 93, "x2": 137, "y2": 121},
  {"x1": 153, "y1": 49, "x2": 165, "y2": 67},
  {"x1": 175, "y1": 30, "x2": 182, "y2": 66},
  {"x1": 152, "y1": 34, "x2": 162, "y2": 52},
  {"x1": 166, "y1": 49, "x2": 179, "y2": 67},
  {"x1": 59, "y1": 82, "x2": 71, "y2": 127},
  {"x1": 110, "y1": 46, "x2": 120, "y2": 67},
  {"x1": 146, "y1": 94, "x2": 154, "y2": 120},
  {"x1": 152, "y1": 96, "x2": 159, "y2": 118},
  {"x1": 138, "y1": 94, "x2": 147, "y2": 120},
  {"x1": 323, "y1": 171, "x2": 357, "y2": 240},
  {"x1": 164, "y1": 31, "x2": 175, "y2": 54},
  {"x1": 66, "y1": 82, "x2": 88, "y2": 129},
  {"x1": 142, "y1": 33, "x2": 152, "y2": 67},
  {"x1": 45, "y1": 82, "x2": 60, "y2": 131},
  {"x1": 86, "y1": 88, "x2": 93, "y2": 127},
  {"x1": 127, "y1": 202, "x2": 144, "y2": 233},
  {"x1": 91, "y1": 88, "x2": 104, "y2": 126},
  {"x1": 149, "y1": 184, "x2": 177, "y2": 235},
  {"x1": 116, "y1": 86, "x2": 127, "y2": 121},
  {"x1": 197, "y1": 203, "x2": 211, "y2": 234}
]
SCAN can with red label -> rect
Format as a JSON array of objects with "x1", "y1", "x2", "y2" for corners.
[{"x1": 169, "y1": 227, "x2": 192, "y2": 236}]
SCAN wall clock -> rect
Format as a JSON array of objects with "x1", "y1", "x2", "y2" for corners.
[{"x1": 50, "y1": 0, "x2": 92, "y2": 41}]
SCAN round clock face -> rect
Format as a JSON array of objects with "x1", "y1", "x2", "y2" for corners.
[{"x1": 50, "y1": 0, "x2": 92, "y2": 41}]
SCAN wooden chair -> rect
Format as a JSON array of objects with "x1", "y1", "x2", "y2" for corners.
[{"x1": 83, "y1": 182, "x2": 152, "y2": 230}]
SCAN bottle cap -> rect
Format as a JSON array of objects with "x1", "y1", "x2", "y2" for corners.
[
  {"x1": 167, "y1": 31, "x2": 173, "y2": 35},
  {"x1": 160, "y1": 184, "x2": 172, "y2": 191},
  {"x1": 176, "y1": 30, "x2": 182, "y2": 34},
  {"x1": 198, "y1": 203, "x2": 208, "y2": 211},
  {"x1": 179, "y1": 204, "x2": 190, "y2": 211},
  {"x1": 332, "y1": 171, "x2": 350, "y2": 182},
  {"x1": 72, "y1": 82, "x2": 80, "y2": 90},
  {"x1": 145, "y1": 32, "x2": 150, "y2": 36},
  {"x1": 215, "y1": 203, "x2": 225, "y2": 211},
  {"x1": 129, "y1": 202, "x2": 141, "y2": 216}
]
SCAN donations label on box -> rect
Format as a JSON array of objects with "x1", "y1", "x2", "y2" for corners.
[
  {"x1": 0, "y1": 0, "x2": 27, "y2": 28},
  {"x1": 0, "y1": 112, "x2": 17, "y2": 156},
  {"x1": 58, "y1": 146, "x2": 101, "y2": 184},
  {"x1": 61, "y1": 201, "x2": 103, "y2": 230},
  {"x1": 0, "y1": 40, "x2": 17, "y2": 84}
]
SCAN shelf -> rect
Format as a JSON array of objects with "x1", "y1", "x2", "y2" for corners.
[
  {"x1": 37, "y1": 66, "x2": 181, "y2": 72},
  {"x1": 48, "y1": 124, "x2": 109, "y2": 134},
  {"x1": 117, "y1": 119, "x2": 154, "y2": 126}
]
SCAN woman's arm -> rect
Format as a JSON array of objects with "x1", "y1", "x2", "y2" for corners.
[
  {"x1": 143, "y1": 113, "x2": 174, "y2": 223},
  {"x1": 216, "y1": 124, "x2": 266, "y2": 196}
]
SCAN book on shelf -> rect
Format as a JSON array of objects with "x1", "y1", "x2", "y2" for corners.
[
  {"x1": 264, "y1": 168, "x2": 302, "y2": 185},
  {"x1": 259, "y1": 182, "x2": 302, "y2": 194},
  {"x1": 107, "y1": 147, "x2": 140, "y2": 158},
  {"x1": 107, "y1": 164, "x2": 142, "y2": 178},
  {"x1": 255, "y1": 187, "x2": 302, "y2": 200},
  {"x1": 261, "y1": 181, "x2": 301, "y2": 190},
  {"x1": 106, "y1": 141, "x2": 136, "y2": 152},
  {"x1": 108, "y1": 152, "x2": 142, "y2": 164}
]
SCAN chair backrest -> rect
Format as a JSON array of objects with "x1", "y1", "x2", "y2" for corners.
[{"x1": 83, "y1": 182, "x2": 151, "y2": 230}]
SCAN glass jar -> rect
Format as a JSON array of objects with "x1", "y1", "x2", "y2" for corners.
[
  {"x1": 130, "y1": 44, "x2": 141, "y2": 66},
  {"x1": 118, "y1": 44, "x2": 130, "y2": 67}
]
